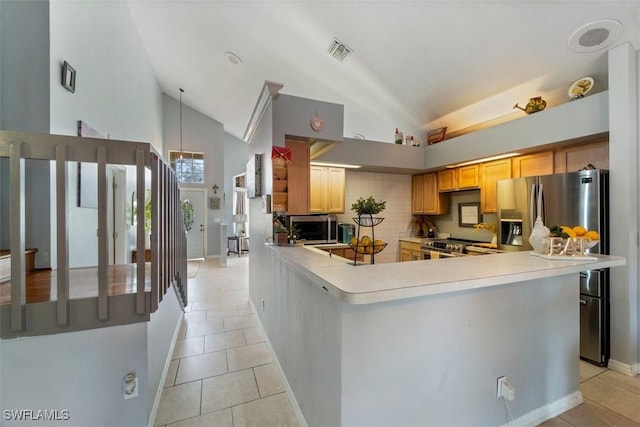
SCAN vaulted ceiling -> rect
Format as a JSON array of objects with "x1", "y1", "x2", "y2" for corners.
[{"x1": 126, "y1": 1, "x2": 639, "y2": 144}]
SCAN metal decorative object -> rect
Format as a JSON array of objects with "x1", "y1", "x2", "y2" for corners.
[{"x1": 513, "y1": 97, "x2": 547, "y2": 115}]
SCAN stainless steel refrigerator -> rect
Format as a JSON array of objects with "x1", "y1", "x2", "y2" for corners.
[{"x1": 496, "y1": 169, "x2": 610, "y2": 366}]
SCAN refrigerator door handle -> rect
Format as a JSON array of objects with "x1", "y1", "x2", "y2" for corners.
[
  {"x1": 530, "y1": 183, "x2": 536, "y2": 228},
  {"x1": 539, "y1": 184, "x2": 545, "y2": 225}
]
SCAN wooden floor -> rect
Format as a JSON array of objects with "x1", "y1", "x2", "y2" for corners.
[{"x1": 0, "y1": 264, "x2": 151, "y2": 306}]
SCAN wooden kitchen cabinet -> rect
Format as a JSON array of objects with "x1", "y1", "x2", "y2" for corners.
[
  {"x1": 413, "y1": 173, "x2": 449, "y2": 215},
  {"x1": 480, "y1": 159, "x2": 512, "y2": 213},
  {"x1": 309, "y1": 166, "x2": 345, "y2": 214},
  {"x1": 319, "y1": 246, "x2": 363, "y2": 261},
  {"x1": 412, "y1": 174, "x2": 425, "y2": 213},
  {"x1": 512, "y1": 151, "x2": 554, "y2": 178},
  {"x1": 554, "y1": 140, "x2": 609, "y2": 173},
  {"x1": 285, "y1": 139, "x2": 310, "y2": 215},
  {"x1": 424, "y1": 173, "x2": 450, "y2": 215},
  {"x1": 399, "y1": 240, "x2": 422, "y2": 262},
  {"x1": 437, "y1": 169, "x2": 457, "y2": 192},
  {"x1": 438, "y1": 165, "x2": 479, "y2": 191},
  {"x1": 457, "y1": 164, "x2": 480, "y2": 188}
]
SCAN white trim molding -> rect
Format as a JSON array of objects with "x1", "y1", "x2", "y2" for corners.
[
  {"x1": 500, "y1": 391, "x2": 583, "y2": 427},
  {"x1": 607, "y1": 358, "x2": 640, "y2": 376},
  {"x1": 243, "y1": 80, "x2": 284, "y2": 143}
]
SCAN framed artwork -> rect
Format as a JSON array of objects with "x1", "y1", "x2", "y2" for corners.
[
  {"x1": 62, "y1": 61, "x2": 76, "y2": 93},
  {"x1": 458, "y1": 202, "x2": 481, "y2": 227},
  {"x1": 246, "y1": 154, "x2": 262, "y2": 198}
]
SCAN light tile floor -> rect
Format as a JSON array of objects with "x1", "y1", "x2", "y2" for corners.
[
  {"x1": 157, "y1": 257, "x2": 639, "y2": 427},
  {"x1": 541, "y1": 361, "x2": 640, "y2": 426},
  {"x1": 154, "y1": 256, "x2": 300, "y2": 427}
]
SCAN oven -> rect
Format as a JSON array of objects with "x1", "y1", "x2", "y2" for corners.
[
  {"x1": 421, "y1": 238, "x2": 472, "y2": 259},
  {"x1": 421, "y1": 249, "x2": 461, "y2": 260}
]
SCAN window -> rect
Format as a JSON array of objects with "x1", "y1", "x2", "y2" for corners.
[{"x1": 169, "y1": 151, "x2": 204, "y2": 184}]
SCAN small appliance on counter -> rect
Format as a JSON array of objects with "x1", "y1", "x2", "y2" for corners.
[
  {"x1": 289, "y1": 215, "x2": 338, "y2": 244},
  {"x1": 338, "y1": 223, "x2": 355, "y2": 244}
]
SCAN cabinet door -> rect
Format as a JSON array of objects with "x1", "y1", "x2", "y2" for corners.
[
  {"x1": 411, "y1": 175, "x2": 425, "y2": 214},
  {"x1": 512, "y1": 151, "x2": 554, "y2": 178},
  {"x1": 458, "y1": 164, "x2": 480, "y2": 188},
  {"x1": 400, "y1": 249, "x2": 413, "y2": 262},
  {"x1": 481, "y1": 159, "x2": 512, "y2": 213},
  {"x1": 285, "y1": 140, "x2": 310, "y2": 215},
  {"x1": 309, "y1": 165, "x2": 328, "y2": 213},
  {"x1": 437, "y1": 169, "x2": 457, "y2": 192},
  {"x1": 555, "y1": 140, "x2": 609, "y2": 173},
  {"x1": 424, "y1": 173, "x2": 449, "y2": 215},
  {"x1": 326, "y1": 167, "x2": 345, "y2": 213}
]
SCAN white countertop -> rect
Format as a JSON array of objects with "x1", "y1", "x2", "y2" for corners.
[{"x1": 267, "y1": 244, "x2": 626, "y2": 305}]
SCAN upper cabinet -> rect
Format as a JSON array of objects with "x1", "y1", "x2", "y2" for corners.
[
  {"x1": 457, "y1": 165, "x2": 480, "y2": 189},
  {"x1": 284, "y1": 139, "x2": 310, "y2": 215},
  {"x1": 554, "y1": 140, "x2": 609, "y2": 173},
  {"x1": 438, "y1": 165, "x2": 479, "y2": 192},
  {"x1": 512, "y1": 151, "x2": 554, "y2": 178},
  {"x1": 480, "y1": 159, "x2": 512, "y2": 213},
  {"x1": 309, "y1": 166, "x2": 345, "y2": 214},
  {"x1": 413, "y1": 173, "x2": 449, "y2": 215},
  {"x1": 437, "y1": 169, "x2": 456, "y2": 192}
]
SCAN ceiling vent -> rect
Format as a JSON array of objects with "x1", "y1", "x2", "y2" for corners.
[
  {"x1": 568, "y1": 19, "x2": 623, "y2": 53},
  {"x1": 328, "y1": 38, "x2": 353, "y2": 61}
]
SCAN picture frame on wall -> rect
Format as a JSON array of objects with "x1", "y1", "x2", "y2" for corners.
[
  {"x1": 246, "y1": 153, "x2": 262, "y2": 198},
  {"x1": 62, "y1": 61, "x2": 76, "y2": 93},
  {"x1": 458, "y1": 202, "x2": 481, "y2": 227}
]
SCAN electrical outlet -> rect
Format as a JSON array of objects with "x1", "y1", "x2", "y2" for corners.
[{"x1": 497, "y1": 376, "x2": 515, "y2": 401}]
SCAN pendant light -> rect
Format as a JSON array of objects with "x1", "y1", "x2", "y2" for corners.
[{"x1": 179, "y1": 88, "x2": 184, "y2": 159}]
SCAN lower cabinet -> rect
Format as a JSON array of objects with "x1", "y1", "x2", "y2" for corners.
[
  {"x1": 399, "y1": 240, "x2": 423, "y2": 262},
  {"x1": 319, "y1": 246, "x2": 364, "y2": 261}
]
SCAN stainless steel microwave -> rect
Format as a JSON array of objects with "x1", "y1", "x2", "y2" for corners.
[{"x1": 289, "y1": 215, "x2": 338, "y2": 244}]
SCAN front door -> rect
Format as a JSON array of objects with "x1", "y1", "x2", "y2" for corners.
[{"x1": 180, "y1": 189, "x2": 206, "y2": 259}]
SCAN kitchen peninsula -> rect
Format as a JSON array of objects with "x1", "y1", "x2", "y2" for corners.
[{"x1": 254, "y1": 245, "x2": 625, "y2": 426}]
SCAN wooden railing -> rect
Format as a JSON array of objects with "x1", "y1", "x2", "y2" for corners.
[{"x1": 0, "y1": 130, "x2": 187, "y2": 338}]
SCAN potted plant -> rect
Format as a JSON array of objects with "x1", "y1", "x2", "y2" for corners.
[
  {"x1": 273, "y1": 214, "x2": 289, "y2": 244},
  {"x1": 351, "y1": 196, "x2": 386, "y2": 226}
]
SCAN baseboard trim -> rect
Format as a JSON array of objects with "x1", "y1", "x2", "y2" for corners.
[
  {"x1": 608, "y1": 358, "x2": 640, "y2": 376},
  {"x1": 500, "y1": 391, "x2": 583, "y2": 427},
  {"x1": 147, "y1": 311, "x2": 185, "y2": 427},
  {"x1": 251, "y1": 301, "x2": 309, "y2": 427}
]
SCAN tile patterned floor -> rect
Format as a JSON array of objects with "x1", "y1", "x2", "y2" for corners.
[
  {"x1": 541, "y1": 361, "x2": 640, "y2": 427},
  {"x1": 156, "y1": 257, "x2": 639, "y2": 427},
  {"x1": 154, "y1": 257, "x2": 300, "y2": 427}
]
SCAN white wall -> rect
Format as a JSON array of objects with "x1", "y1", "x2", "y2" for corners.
[
  {"x1": 146, "y1": 288, "x2": 183, "y2": 421},
  {"x1": 0, "y1": 323, "x2": 150, "y2": 427},
  {"x1": 46, "y1": 0, "x2": 163, "y2": 268},
  {"x1": 163, "y1": 94, "x2": 225, "y2": 257}
]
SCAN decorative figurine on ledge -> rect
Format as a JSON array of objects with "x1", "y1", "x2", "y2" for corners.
[{"x1": 513, "y1": 96, "x2": 547, "y2": 115}]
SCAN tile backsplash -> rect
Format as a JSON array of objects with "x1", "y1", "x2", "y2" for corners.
[{"x1": 336, "y1": 171, "x2": 412, "y2": 263}]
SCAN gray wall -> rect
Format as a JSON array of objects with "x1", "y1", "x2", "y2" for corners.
[
  {"x1": 608, "y1": 43, "x2": 639, "y2": 369},
  {"x1": 162, "y1": 94, "x2": 225, "y2": 257},
  {"x1": 0, "y1": 0, "x2": 51, "y2": 265},
  {"x1": 223, "y1": 132, "x2": 249, "y2": 232},
  {"x1": 272, "y1": 94, "x2": 344, "y2": 145}
]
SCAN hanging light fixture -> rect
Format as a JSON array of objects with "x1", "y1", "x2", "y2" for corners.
[{"x1": 179, "y1": 88, "x2": 184, "y2": 159}]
